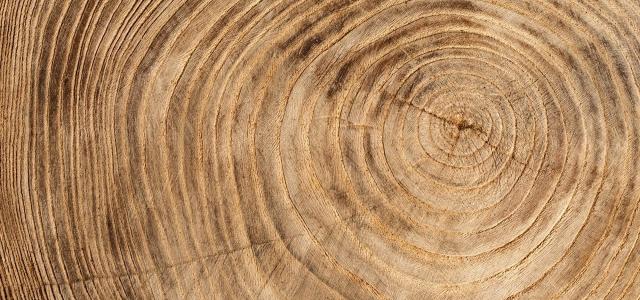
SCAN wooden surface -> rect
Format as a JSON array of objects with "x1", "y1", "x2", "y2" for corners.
[{"x1": 2, "y1": 0, "x2": 640, "y2": 299}]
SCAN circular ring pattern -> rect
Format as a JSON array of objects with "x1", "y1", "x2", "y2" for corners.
[{"x1": 3, "y1": 0, "x2": 640, "y2": 299}]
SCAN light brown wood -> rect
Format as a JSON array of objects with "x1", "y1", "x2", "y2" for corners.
[{"x1": 2, "y1": 0, "x2": 640, "y2": 299}]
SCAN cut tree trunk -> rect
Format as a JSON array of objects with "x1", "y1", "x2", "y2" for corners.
[{"x1": 1, "y1": 0, "x2": 640, "y2": 299}]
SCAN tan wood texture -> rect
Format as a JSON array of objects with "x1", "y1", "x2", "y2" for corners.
[{"x1": 2, "y1": 0, "x2": 640, "y2": 299}]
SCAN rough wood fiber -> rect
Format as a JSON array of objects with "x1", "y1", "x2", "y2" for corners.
[{"x1": 1, "y1": 0, "x2": 640, "y2": 299}]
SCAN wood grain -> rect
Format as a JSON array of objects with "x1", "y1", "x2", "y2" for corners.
[{"x1": 2, "y1": 0, "x2": 640, "y2": 299}]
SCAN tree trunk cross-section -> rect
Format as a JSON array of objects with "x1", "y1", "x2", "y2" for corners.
[{"x1": 1, "y1": 0, "x2": 640, "y2": 299}]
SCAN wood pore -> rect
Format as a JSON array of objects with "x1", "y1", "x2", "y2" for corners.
[{"x1": 1, "y1": 0, "x2": 640, "y2": 299}]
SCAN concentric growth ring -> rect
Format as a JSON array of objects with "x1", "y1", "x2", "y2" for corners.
[{"x1": 2, "y1": 0, "x2": 640, "y2": 299}]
